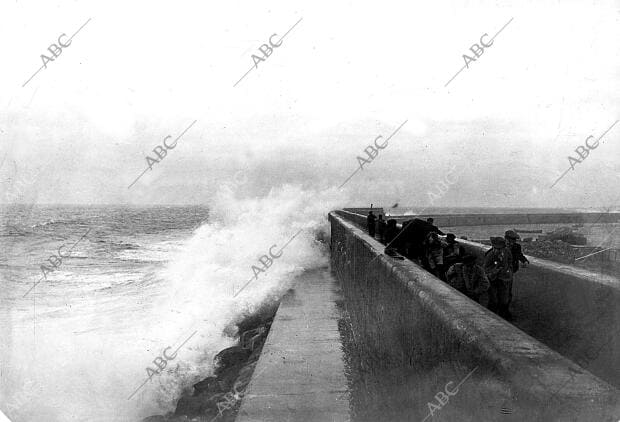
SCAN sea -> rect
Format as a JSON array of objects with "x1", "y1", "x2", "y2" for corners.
[{"x1": 0, "y1": 187, "x2": 333, "y2": 422}]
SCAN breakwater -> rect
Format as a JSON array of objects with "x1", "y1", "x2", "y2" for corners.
[
  {"x1": 329, "y1": 211, "x2": 619, "y2": 421},
  {"x1": 236, "y1": 268, "x2": 349, "y2": 422}
]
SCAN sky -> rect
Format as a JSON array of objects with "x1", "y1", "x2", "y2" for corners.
[{"x1": 1, "y1": 0, "x2": 619, "y2": 209}]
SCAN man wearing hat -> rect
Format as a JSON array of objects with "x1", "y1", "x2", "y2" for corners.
[
  {"x1": 443, "y1": 233, "x2": 464, "y2": 270},
  {"x1": 504, "y1": 230, "x2": 529, "y2": 272},
  {"x1": 484, "y1": 237, "x2": 514, "y2": 319},
  {"x1": 446, "y1": 254, "x2": 490, "y2": 303},
  {"x1": 367, "y1": 211, "x2": 377, "y2": 238},
  {"x1": 423, "y1": 231, "x2": 444, "y2": 278},
  {"x1": 504, "y1": 230, "x2": 529, "y2": 308}
]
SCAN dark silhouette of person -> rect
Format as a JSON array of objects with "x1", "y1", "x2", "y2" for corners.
[
  {"x1": 446, "y1": 254, "x2": 490, "y2": 303},
  {"x1": 504, "y1": 230, "x2": 529, "y2": 308},
  {"x1": 399, "y1": 220, "x2": 414, "y2": 257},
  {"x1": 504, "y1": 230, "x2": 529, "y2": 272},
  {"x1": 377, "y1": 214, "x2": 387, "y2": 243},
  {"x1": 424, "y1": 231, "x2": 444, "y2": 278},
  {"x1": 397, "y1": 218, "x2": 436, "y2": 262},
  {"x1": 426, "y1": 217, "x2": 445, "y2": 235},
  {"x1": 443, "y1": 233, "x2": 464, "y2": 270},
  {"x1": 367, "y1": 211, "x2": 377, "y2": 237},
  {"x1": 484, "y1": 237, "x2": 513, "y2": 320}
]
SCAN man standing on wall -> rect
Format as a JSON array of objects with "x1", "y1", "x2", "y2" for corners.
[
  {"x1": 367, "y1": 211, "x2": 377, "y2": 238},
  {"x1": 484, "y1": 237, "x2": 513, "y2": 320},
  {"x1": 504, "y1": 230, "x2": 529, "y2": 308}
]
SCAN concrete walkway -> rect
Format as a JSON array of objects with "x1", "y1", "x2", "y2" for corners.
[{"x1": 236, "y1": 268, "x2": 350, "y2": 422}]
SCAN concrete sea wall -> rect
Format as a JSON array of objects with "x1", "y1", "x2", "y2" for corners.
[
  {"x1": 457, "y1": 238, "x2": 620, "y2": 389},
  {"x1": 330, "y1": 212, "x2": 619, "y2": 421},
  {"x1": 336, "y1": 210, "x2": 620, "y2": 388},
  {"x1": 385, "y1": 212, "x2": 620, "y2": 226}
]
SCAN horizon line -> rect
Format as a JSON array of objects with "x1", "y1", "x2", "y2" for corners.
[{"x1": 1, "y1": 203, "x2": 618, "y2": 210}]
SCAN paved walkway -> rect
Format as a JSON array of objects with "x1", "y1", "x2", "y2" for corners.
[{"x1": 236, "y1": 267, "x2": 350, "y2": 422}]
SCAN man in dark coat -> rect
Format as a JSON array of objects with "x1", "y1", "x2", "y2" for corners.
[
  {"x1": 443, "y1": 233, "x2": 464, "y2": 270},
  {"x1": 504, "y1": 230, "x2": 529, "y2": 307},
  {"x1": 504, "y1": 230, "x2": 529, "y2": 272},
  {"x1": 399, "y1": 218, "x2": 436, "y2": 261},
  {"x1": 426, "y1": 217, "x2": 445, "y2": 235},
  {"x1": 376, "y1": 214, "x2": 387, "y2": 243},
  {"x1": 446, "y1": 254, "x2": 490, "y2": 303},
  {"x1": 484, "y1": 237, "x2": 513, "y2": 319},
  {"x1": 367, "y1": 211, "x2": 377, "y2": 237},
  {"x1": 424, "y1": 231, "x2": 444, "y2": 278}
]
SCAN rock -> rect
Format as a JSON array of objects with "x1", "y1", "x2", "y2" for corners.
[
  {"x1": 163, "y1": 307, "x2": 277, "y2": 422},
  {"x1": 142, "y1": 416, "x2": 168, "y2": 422},
  {"x1": 236, "y1": 302, "x2": 278, "y2": 335},
  {"x1": 142, "y1": 415, "x2": 191, "y2": 422},
  {"x1": 193, "y1": 376, "x2": 221, "y2": 395},
  {"x1": 235, "y1": 362, "x2": 257, "y2": 391},
  {"x1": 217, "y1": 362, "x2": 245, "y2": 391},
  {"x1": 240, "y1": 326, "x2": 266, "y2": 350},
  {"x1": 214, "y1": 346, "x2": 251, "y2": 374},
  {"x1": 174, "y1": 395, "x2": 205, "y2": 417},
  {"x1": 174, "y1": 391, "x2": 225, "y2": 418}
]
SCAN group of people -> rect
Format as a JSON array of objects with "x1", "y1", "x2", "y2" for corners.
[{"x1": 366, "y1": 211, "x2": 529, "y2": 320}]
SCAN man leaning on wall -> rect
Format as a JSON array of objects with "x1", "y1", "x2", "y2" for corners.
[
  {"x1": 484, "y1": 237, "x2": 514, "y2": 320},
  {"x1": 504, "y1": 230, "x2": 529, "y2": 309}
]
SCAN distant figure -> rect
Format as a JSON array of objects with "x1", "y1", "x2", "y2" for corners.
[
  {"x1": 367, "y1": 211, "x2": 377, "y2": 237},
  {"x1": 504, "y1": 230, "x2": 529, "y2": 272},
  {"x1": 446, "y1": 255, "x2": 490, "y2": 303},
  {"x1": 426, "y1": 217, "x2": 445, "y2": 235},
  {"x1": 424, "y1": 231, "x2": 444, "y2": 278},
  {"x1": 399, "y1": 220, "x2": 414, "y2": 257},
  {"x1": 443, "y1": 233, "x2": 464, "y2": 270},
  {"x1": 484, "y1": 237, "x2": 513, "y2": 319},
  {"x1": 395, "y1": 218, "x2": 435, "y2": 261},
  {"x1": 377, "y1": 214, "x2": 387, "y2": 243},
  {"x1": 504, "y1": 230, "x2": 529, "y2": 308}
]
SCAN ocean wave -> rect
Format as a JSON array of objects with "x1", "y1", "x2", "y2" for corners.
[
  {"x1": 30, "y1": 219, "x2": 74, "y2": 229},
  {"x1": 129, "y1": 184, "x2": 343, "y2": 420},
  {"x1": 108, "y1": 241, "x2": 141, "y2": 251},
  {"x1": 0, "y1": 225, "x2": 35, "y2": 236},
  {"x1": 3, "y1": 184, "x2": 345, "y2": 422}
]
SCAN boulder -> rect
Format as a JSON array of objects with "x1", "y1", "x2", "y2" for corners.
[
  {"x1": 174, "y1": 391, "x2": 224, "y2": 418},
  {"x1": 193, "y1": 376, "x2": 221, "y2": 396},
  {"x1": 214, "y1": 346, "x2": 251, "y2": 374},
  {"x1": 141, "y1": 416, "x2": 168, "y2": 422}
]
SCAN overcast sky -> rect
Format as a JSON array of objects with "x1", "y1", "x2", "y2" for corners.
[{"x1": 1, "y1": 0, "x2": 619, "y2": 208}]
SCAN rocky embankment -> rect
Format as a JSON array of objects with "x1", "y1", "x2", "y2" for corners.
[{"x1": 143, "y1": 302, "x2": 279, "y2": 422}]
